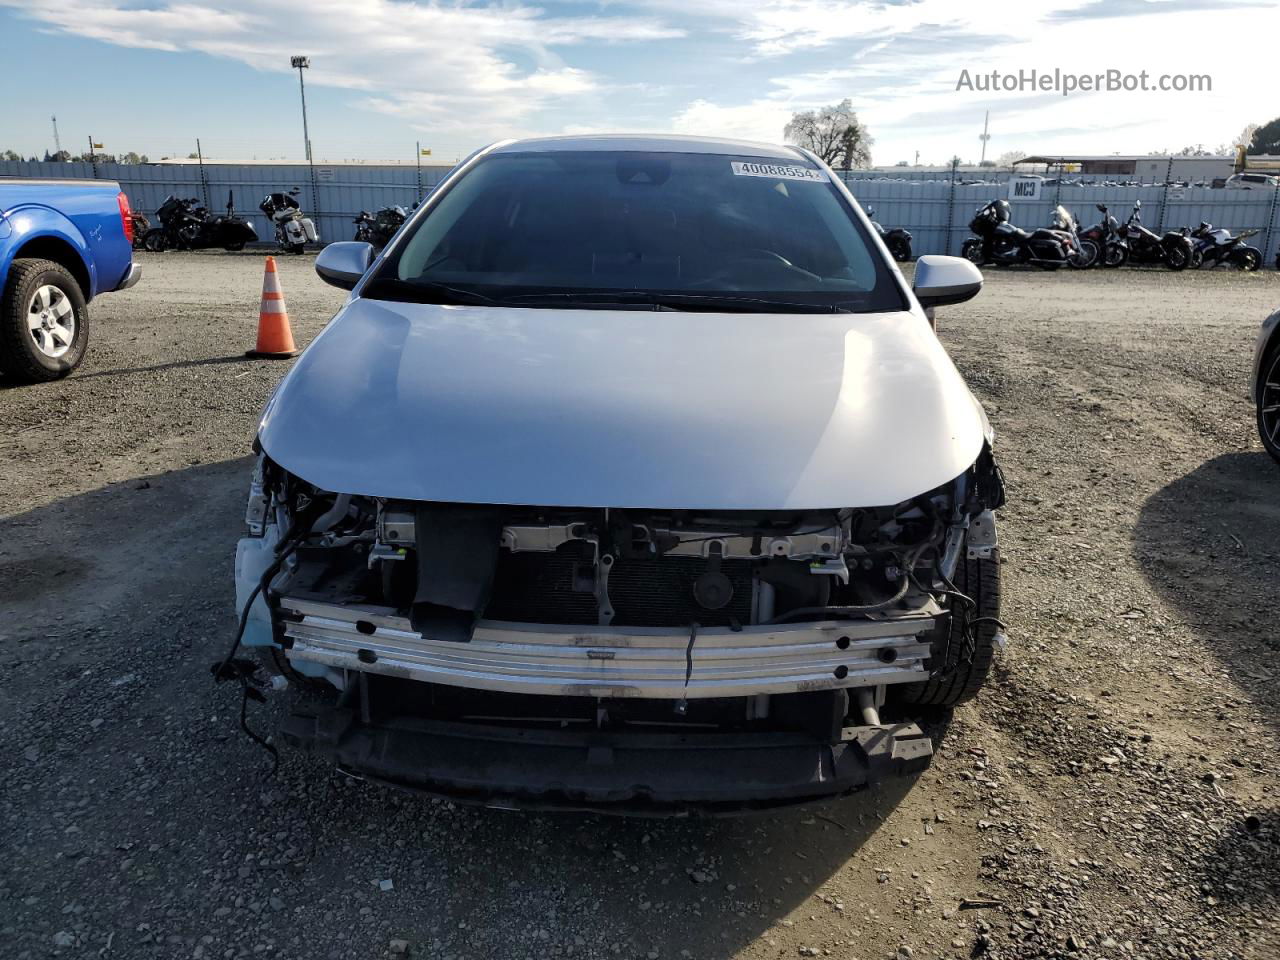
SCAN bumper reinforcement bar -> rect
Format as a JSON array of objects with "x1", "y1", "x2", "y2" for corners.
[{"x1": 278, "y1": 596, "x2": 941, "y2": 700}]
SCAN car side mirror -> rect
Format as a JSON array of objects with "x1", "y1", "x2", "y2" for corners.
[
  {"x1": 913, "y1": 255, "x2": 983, "y2": 310},
  {"x1": 315, "y1": 241, "x2": 374, "y2": 290}
]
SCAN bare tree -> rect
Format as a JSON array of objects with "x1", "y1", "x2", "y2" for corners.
[
  {"x1": 995, "y1": 149, "x2": 1026, "y2": 167},
  {"x1": 784, "y1": 99, "x2": 874, "y2": 170},
  {"x1": 1233, "y1": 124, "x2": 1259, "y2": 152}
]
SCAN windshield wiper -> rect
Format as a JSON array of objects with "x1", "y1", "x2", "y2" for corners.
[
  {"x1": 362, "y1": 278, "x2": 501, "y2": 307},
  {"x1": 500, "y1": 291, "x2": 851, "y2": 313}
]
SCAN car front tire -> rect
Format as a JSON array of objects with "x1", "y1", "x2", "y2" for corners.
[
  {"x1": 1259, "y1": 343, "x2": 1280, "y2": 465},
  {"x1": 891, "y1": 547, "x2": 1002, "y2": 710}
]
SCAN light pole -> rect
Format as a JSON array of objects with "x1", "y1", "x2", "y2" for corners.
[
  {"x1": 291, "y1": 56, "x2": 312, "y2": 163},
  {"x1": 291, "y1": 55, "x2": 320, "y2": 231}
]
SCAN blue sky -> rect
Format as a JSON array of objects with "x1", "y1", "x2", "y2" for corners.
[{"x1": 1, "y1": 0, "x2": 1276, "y2": 166}]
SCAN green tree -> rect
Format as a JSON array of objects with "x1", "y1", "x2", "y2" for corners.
[
  {"x1": 784, "y1": 99, "x2": 874, "y2": 170},
  {"x1": 1, "y1": 149, "x2": 21, "y2": 162},
  {"x1": 1247, "y1": 116, "x2": 1280, "y2": 155}
]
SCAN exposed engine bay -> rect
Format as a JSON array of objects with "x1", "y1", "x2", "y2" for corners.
[{"x1": 225, "y1": 449, "x2": 1004, "y2": 812}]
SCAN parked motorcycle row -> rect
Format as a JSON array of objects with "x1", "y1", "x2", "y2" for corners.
[
  {"x1": 128, "y1": 189, "x2": 1276, "y2": 270},
  {"x1": 962, "y1": 199, "x2": 1269, "y2": 271},
  {"x1": 134, "y1": 188, "x2": 319, "y2": 254}
]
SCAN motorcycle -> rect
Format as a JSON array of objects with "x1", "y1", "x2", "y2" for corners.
[
  {"x1": 352, "y1": 204, "x2": 407, "y2": 249},
  {"x1": 865, "y1": 206, "x2": 913, "y2": 261},
  {"x1": 142, "y1": 192, "x2": 258, "y2": 252},
  {"x1": 129, "y1": 206, "x2": 152, "y2": 250},
  {"x1": 1118, "y1": 200, "x2": 1191, "y2": 270},
  {"x1": 1185, "y1": 223, "x2": 1262, "y2": 271},
  {"x1": 962, "y1": 199, "x2": 1093, "y2": 270},
  {"x1": 1077, "y1": 203, "x2": 1126, "y2": 268},
  {"x1": 259, "y1": 189, "x2": 319, "y2": 254}
]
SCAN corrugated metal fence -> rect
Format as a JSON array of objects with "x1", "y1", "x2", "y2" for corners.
[
  {"x1": 3, "y1": 160, "x2": 1278, "y2": 264},
  {"x1": 839, "y1": 174, "x2": 1280, "y2": 264},
  {"x1": 0, "y1": 159, "x2": 455, "y2": 246}
]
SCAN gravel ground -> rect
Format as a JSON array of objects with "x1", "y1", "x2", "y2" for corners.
[{"x1": 1, "y1": 252, "x2": 1277, "y2": 960}]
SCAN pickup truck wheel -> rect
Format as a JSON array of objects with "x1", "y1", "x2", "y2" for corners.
[
  {"x1": 890, "y1": 548, "x2": 1002, "y2": 710},
  {"x1": 0, "y1": 259, "x2": 89, "y2": 384}
]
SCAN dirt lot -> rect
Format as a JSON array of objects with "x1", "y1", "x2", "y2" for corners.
[{"x1": 1, "y1": 252, "x2": 1277, "y2": 960}]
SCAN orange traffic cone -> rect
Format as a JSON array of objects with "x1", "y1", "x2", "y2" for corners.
[{"x1": 246, "y1": 256, "x2": 300, "y2": 359}]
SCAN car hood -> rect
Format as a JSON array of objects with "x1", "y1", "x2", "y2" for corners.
[{"x1": 258, "y1": 297, "x2": 988, "y2": 510}]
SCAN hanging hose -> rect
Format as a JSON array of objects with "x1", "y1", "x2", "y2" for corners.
[
  {"x1": 764, "y1": 574, "x2": 910, "y2": 624},
  {"x1": 212, "y1": 505, "x2": 320, "y2": 778},
  {"x1": 764, "y1": 538, "x2": 934, "y2": 625}
]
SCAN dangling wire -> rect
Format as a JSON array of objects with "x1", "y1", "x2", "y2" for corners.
[{"x1": 212, "y1": 518, "x2": 310, "y2": 778}]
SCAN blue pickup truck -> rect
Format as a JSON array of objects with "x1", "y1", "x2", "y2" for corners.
[{"x1": 0, "y1": 178, "x2": 141, "y2": 383}]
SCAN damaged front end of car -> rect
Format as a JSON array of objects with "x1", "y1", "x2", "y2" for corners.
[{"x1": 231, "y1": 448, "x2": 1005, "y2": 815}]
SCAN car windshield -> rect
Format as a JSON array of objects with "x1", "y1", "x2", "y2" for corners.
[{"x1": 371, "y1": 150, "x2": 904, "y2": 313}]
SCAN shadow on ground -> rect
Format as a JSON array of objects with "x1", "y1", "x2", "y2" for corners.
[
  {"x1": 1198, "y1": 809, "x2": 1280, "y2": 908},
  {"x1": 1133, "y1": 451, "x2": 1280, "y2": 720},
  {"x1": 0, "y1": 459, "x2": 942, "y2": 959}
]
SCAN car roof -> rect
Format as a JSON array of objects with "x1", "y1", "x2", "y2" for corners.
[{"x1": 487, "y1": 134, "x2": 813, "y2": 163}]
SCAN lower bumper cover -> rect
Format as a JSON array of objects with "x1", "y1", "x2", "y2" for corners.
[
  {"x1": 279, "y1": 709, "x2": 934, "y2": 815},
  {"x1": 114, "y1": 262, "x2": 142, "y2": 291}
]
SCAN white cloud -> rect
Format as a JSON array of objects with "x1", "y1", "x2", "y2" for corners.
[
  {"x1": 2, "y1": 0, "x2": 684, "y2": 141},
  {"x1": 671, "y1": 98, "x2": 793, "y2": 143},
  {"x1": 660, "y1": 0, "x2": 1279, "y2": 164},
  {"x1": 6, "y1": 0, "x2": 1279, "y2": 164}
]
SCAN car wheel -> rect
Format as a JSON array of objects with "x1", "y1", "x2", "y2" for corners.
[
  {"x1": 0, "y1": 259, "x2": 90, "y2": 384},
  {"x1": 1259, "y1": 344, "x2": 1280, "y2": 465},
  {"x1": 890, "y1": 547, "x2": 1002, "y2": 710}
]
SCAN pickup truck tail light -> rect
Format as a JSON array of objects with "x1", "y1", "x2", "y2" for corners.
[{"x1": 117, "y1": 191, "x2": 134, "y2": 247}]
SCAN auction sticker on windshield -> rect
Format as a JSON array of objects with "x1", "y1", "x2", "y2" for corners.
[{"x1": 731, "y1": 162, "x2": 828, "y2": 182}]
